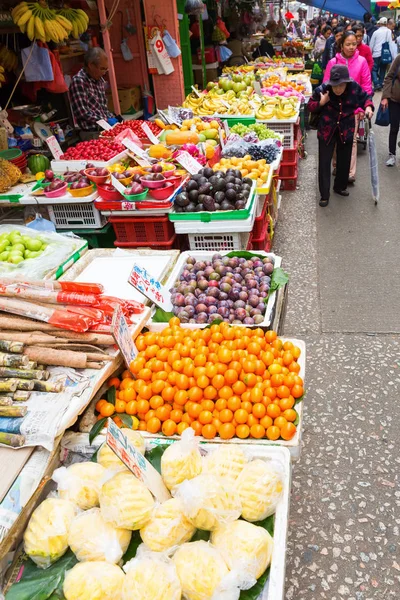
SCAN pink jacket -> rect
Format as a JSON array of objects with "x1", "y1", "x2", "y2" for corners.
[{"x1": 323, "y1": 50, "x2": 373, "y2": 96}]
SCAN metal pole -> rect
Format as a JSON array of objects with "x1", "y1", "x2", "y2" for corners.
[{"x1": 97, "y1": 0, "x2": 121, "y2": 115}]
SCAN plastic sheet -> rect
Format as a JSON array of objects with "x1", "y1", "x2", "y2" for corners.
[
  {"x1": 161, "y1": 428, "x2": 202, "y2": 491},
  {"x1": 52, "y1": 462, "x2": 105, "y2": 510},
  {"x1": 139, "y1": 497, "x2": 196, "y2": 552}
]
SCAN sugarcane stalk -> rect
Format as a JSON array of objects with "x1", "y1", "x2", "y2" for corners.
[
  {"x1": 0, "y1": 391, "x2": 31, "y2": 402},
  {"x1": 0, "y1": 367, "x2": 45, "y2": 380},
  {"x1": 0, "y1": 431, "x2": 25, "y2": 447},
  {"x1": 0, "y1": 352, "x2": 29, "y2": 368},
  {"x1": 27, "y1": 361, "x2": 38, "y2": 370},
  {"x1": 0, "y1": 340, "x2": 24, "y2": 353},
  {"x1": 0, "y1": 380, "x2": 17, "y2": 392},
  {"x1": 0, "y1": 397, "x2": 12, "y2": 406},
  {"x1": 0, "y1": 405, "x2": 27, "y2": 417},
  {"x1": 32, "y1": 380, "x2": 64, "y2": 393}
]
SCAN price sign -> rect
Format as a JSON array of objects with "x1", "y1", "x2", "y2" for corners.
[
  {"x1": 97, "y1": 119, "x2": 112, "y2": 130},
  {"x1": 106, "y1": 418, "x2": 170, "y2": 502},
  {"x1": 191, "y1": 85, "x2": 201, "y2": 97},
  {"x1": 223, "y1": 120, "x2": 230, "y2": 137},
  {"x1": 158, "y1": 109, "x2": 173, "y2": 125},
  {"x1": 141, "y1": 122, "x2": 159, "y2": 145},
  {"x1": 128, "y1": 264, "x2": 172, "y2": 311},
  {"x1": 111, "y1": 305, "x2": 137, "y2": 368},
  {"x1": 176, "y1": 151, "x2": 202, "y2": 175},
  {"x1": 46, "y1": 135, "x2": 63, "y2": 159},
  {"x1": 110, "y1": 175, "x2": 126, "y2": 194},
  {"x1": 121, "y1": 201, "x2": 135, "y2": 210},
  {"x1": 122, "y1": 139, "x2": 151, "y2": 165}
]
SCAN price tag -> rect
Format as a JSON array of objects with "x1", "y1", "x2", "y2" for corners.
[
  {"x1": 220, "y1": 99, "x2": 231, "y2": 109},
  {"x1": 110, "y1": 175, "x2": 126, "y2": 194},
  {"x1": 191, "y1": 85, "x2": 201, "y2": 97},
  {"x1": 121, "y1": 201, "x2": 135, "y2": 210},
  {"x1": 141, "y1": 122, "x2": 159, "y2": 145},
  {"x1": 223, "y1": 120, "x2": 230, "y2": 137},
  {"x1": 131, "y1": 155, "x2": 152, "y2": 168},
  {"x1": 128, "y1": 264, "x2": 172, "y2": 311},
  {"x1": 46, "y1": 135, "x2": 63, "y2": 160},
  {"x1": 253, "y1": 81, "x2": 262, "y2": 96},
  {"x1": 106, "y1": 419, "x2": 171, "y2": 502},
  {"x1": 122, "y1": 139, "x2": 151, "y2": 165},
  {"x1": 97, "y1": 119, "x2": 112, "y2": 130},
  {"x1": 111, "y1": 306, "x2": 137, "y2": 367},
  {"x1": 176, "y1": 151, "x2": 202, "y2": 175},
  {"x1": 158, "y1": 109, "x2": 173, "y2": 125}
]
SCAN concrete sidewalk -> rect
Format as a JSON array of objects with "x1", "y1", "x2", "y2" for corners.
[{"x1": 273, "y1": 129, "x2": 400, "y2": 600}]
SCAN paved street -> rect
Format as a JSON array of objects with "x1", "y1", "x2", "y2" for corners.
[{"x1": 273, "y1": 114, "x2": 400, "y2": 599}]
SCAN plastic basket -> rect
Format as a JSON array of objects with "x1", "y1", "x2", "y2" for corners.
[
  {"x1": 109, "y1": 215, "x2": 175, "y2": 245},
  {"x1": 114, "y1": 232, "x2": 179, "y2": 250},
  {"x1": 47, "y1": 202, "x2": 105, "y2": 229},
  {"x1": 282, "y1": 141, "x2": 298, "y2": 163},
  {"x1": 279, "y1": 158, "x2": 298, "y2": 179},
  {"x1": 279, "y1": 165, "x2": 298, "y2": 191},
  {"x1": 187, "y1": 231, "x2": 251, "y2": 252},
  {"x1": 252, "y1": 198, "x2": 268, "y2": 239},
  {"x1": 259, "y1": 122, "x2": 296, "y2": 148}
]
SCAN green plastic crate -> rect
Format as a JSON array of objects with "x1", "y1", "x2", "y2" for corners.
[{"x1": 216, "y1": 116, "x2": 256, "y2": 127}]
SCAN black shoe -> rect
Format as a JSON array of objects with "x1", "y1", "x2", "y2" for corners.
[
  {"x1": 319, "y1": 198, "x2": 329, "y2": 206},
  {"x1": 348, "y1": 176, "x2": 355, "y2": 184},
  {"x1": 333, "y1": 188, "x2": 349, "y2": 197}
]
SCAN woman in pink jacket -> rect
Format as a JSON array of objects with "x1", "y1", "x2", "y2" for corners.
[{"x1": 323, "y1": 31, "x2": 373, "y2": 182}]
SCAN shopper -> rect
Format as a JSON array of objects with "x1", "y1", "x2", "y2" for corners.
[
  {"x1": 330, "y1": 17, "x2": 339, "y2": 30},
  {"x1": 381, "y1": 53, "x2": 400, "y2": 166},
  {"x1": 353, "y1": 23, "x2": 374, "y2": 71},
  {"x1": 309, "y1": 65, "x2": 373, "y2": 207},
  {"x1": 252, "y1": 30, "x2": 275, "y2": 59},
  {"x1": 314, "y1": 26, "x2": 332, "y2": 58},
  {"x1": 369, "y1": 17, "x2": 393, "y2": 91},
  {"x1": 324, "y1": 31, "x2": 373, "y2": 182},
  {"x1": 322, "y1": 26, "x2": 344, "y2": 69},
  {"x1": 364, "y1": 12, "x2": 377, "y2": 42}
]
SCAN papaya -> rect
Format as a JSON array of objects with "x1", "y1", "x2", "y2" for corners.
[{"x1": 165, "y1": 131, "x2": 200, "y2": 146}]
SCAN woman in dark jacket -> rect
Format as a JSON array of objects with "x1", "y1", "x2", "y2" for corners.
[
  {"x1": 380, "y1": 54, "x2": 400, "y2": 166},
  {"x1": 308, "y1": 65, "x2": 374, "y2": 207}
]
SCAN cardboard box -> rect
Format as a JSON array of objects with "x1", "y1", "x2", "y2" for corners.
[{"x1": 107, "y1": 86, "x2": 142, "y2": 115}]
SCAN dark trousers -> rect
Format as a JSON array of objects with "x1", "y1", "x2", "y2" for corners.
[
  {"x1": 372, "y1": 57, "x2": 387, "y2": 89},
  {"x1": 389, "y1": 99, "x2": 400, "y2": 155},
  {"x1": 318, "y1": 132, "x2": 353, "y2": 200}
]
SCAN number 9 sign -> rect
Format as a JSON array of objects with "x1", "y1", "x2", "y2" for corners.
[{"x1": 155, "y1": 39, "x2": 164, "y2": 53}]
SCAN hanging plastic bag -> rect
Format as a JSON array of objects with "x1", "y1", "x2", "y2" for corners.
[
  {"x1": 21, "y1": 43, "x2": 53, "y2": 82},
  {"x1": 184, "y1": 0, "x2": 205, "y2": 16},
  {"x1": 26, "y1": 213, "x2": 55, "y2": 232},
  {"x1": 163, "y1": 30, "x2": 181, "y2": 58},
  {"x1": 121, "y1": 39, "x2": 133, "y2": 61},
  {"x1": 219, "y1": 45, "x2": 233, "y2": 62}
]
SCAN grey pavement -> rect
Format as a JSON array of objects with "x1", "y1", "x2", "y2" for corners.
[{"x1": 273, "y1": 118, "x2": 400, "y2": 599}]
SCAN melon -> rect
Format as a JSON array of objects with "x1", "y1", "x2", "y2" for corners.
[{"x1": 28, "y1": 155, "x2": 50, "y2": 175}]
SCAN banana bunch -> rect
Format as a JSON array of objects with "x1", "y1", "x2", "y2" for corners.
[
  {"x1": 57, "y1": 8, "x2": 88, "y2": 39},
  {"x1": 0, "y1": 46, "x2": 18, "y2": 72},
  {"x1": 182, "y1": 92, "x2": 203, "y2": 111},
  {"x1": 12, "y1": 1, "x2": 73, "y2": 43},
  {"x1": 256, "y1": 97, "x2": 299, "y2": 120},
  {"x1": 0, "y1": 65, "x2": 5, "y2": 87}
]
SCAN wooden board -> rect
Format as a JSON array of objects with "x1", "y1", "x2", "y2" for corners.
[{"x1": 0, "y1": 447, "x2": 33, "y2": 504}]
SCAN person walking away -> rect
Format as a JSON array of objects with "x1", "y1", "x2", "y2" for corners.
[
  {"x1": 309, "y1": 65, "x2": 374, "y2": 207},
  {"x1": 314, "y1": 26, "x2": 332, "y2": 58},
  {"x1": 324, "y1": 31, "x2": 373, "y2": 182},
  {"x1": 353, "y1": 24, "x2": 373, "y2": 71},
  {"x1": 364, "y1": 12, "x2": 377, "y2": 42},
  {"x1": 370, "y1": 18, "x2": 393, "y2": 91},
  {"x1": 322, "y1": 27, "x2": 344, "y2": 69},
  {"x1": 381, "y1": 54, "x2": 400, "y2": 166}
]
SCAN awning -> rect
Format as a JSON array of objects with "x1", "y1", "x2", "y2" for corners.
[{"x1": 301, "y1": 0, "x2": 371, "y2": 20}]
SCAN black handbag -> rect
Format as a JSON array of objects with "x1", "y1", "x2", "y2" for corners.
[{"x1": 309, "y1": 109, "x2": 321, "y2": 130}]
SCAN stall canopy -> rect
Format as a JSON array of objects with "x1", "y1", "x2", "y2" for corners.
[{"x1": 302, "y1": 0, "x2": 371, "y2": 20}]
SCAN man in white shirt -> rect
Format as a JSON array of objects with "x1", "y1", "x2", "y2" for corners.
[{"x1": 370, "y1": 17, "x2": 393, "y2": 91}]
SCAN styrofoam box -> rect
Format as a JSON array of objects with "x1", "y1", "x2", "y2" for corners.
[
  {"x1": 50, "y1": 150, "x2": 128, "y2": 173},
  {"x1": 148, "y1": 250, "x2": 282, "y2": 331},
  {"x1": 143, "y1": 338, "x2": 305, "y2": 460}
]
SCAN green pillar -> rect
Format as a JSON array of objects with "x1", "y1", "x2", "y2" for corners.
[{"x1": 177, "y1": 0, "x2": 194, "y2": 96}]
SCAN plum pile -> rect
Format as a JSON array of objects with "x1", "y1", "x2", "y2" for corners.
[
  {"x1": 174, "y1": 167, "x2": 252, "y2": 213},
  {"x1": 170, "y1": 254, "x2": 275, "y2": 324}
]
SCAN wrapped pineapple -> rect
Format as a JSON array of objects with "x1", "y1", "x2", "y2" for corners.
[
  {"x1": 24, "y1": 498, "x2": 77, "y2": 568},
  {"x1": 68, "y1": 508, "x2": 131, "y2": 564},
  {"x1": 236, "y1": 459, "x2": 283, "y2": 522},
  {"x1": 140, "y1": 498, "x2": 195, "y2": 552},
  {"x1": 63, "y1": 561, "x2": 125, "y2": 600},
  {"x1": 100, "y1": 471, "x2": 154, "y2": 530},
  {"x1": 174, "y1": 473, "x2": 241, "y2": 531},
  {"x1": 161, "y1": 428, "x2": 202, "y2": 491},
  {"x1": 203, "y1": 445, "x2": 247, "y2": 486},
  {"x1": 52, "y1": 462, "x2": 106, "y2": 510},
  {"x1": 122, "y1": 546, "x2": 181, "y2": 600},
  {"x1": 173, "y1": 541, "x2": 235, "y2": 600},
  {"x1": 97, "y1": 430, "x2": 145, "y2": 471},
  {"x1": 211, "y1": 520, "x2": 273, "y2": 579}
]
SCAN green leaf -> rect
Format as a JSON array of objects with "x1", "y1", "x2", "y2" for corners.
[
  {"x1": 145, "y1": 444, "x2": 170, "y2": 474},
  {"x1": 252, "y1": 514, "x2": 274, "y2": 536},
  {"x1": 205, "y1": 318, "x2": 222, "y2": 328},
  {"x1": 122, "y1": 530, "x2": 142, "y2": 564},
  {"x1": 152, "y1": 307, "x2": 174, "y2": 323},
  {"x1": 6, "y1": 551, "x2": 77, "y2": 600},
  {"x1": 191, "y1": 529, "x2": 211, "y2": 542},
  {"x1": 294, "y1": 410, "x2": 300, "y2": 426},
  {"x1": 88, "y1": 417, "x2": 107, "y2": 445},
  {"x1": 119, "y1": 414, "x2": 133, "y2": 428},
  {"x1": 294, "y1": 392, "x2": 305, "y2": 406},
  {"x1": 225, "y1": 250, "x2": 266, "y2": 260},
  {"x1": 107, "y1": 385, "x2": 116, "y2": 406},
  {"x1": 269, "y1": 267, "x2": 289, "y2": 295}
]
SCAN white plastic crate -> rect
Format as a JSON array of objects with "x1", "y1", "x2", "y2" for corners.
[
  {"x1": 187, "y1": 231, "x2": 251, "y2": 252},
  {"x1": 48, "y1": 202, "x2": 106, "y2": 229}
]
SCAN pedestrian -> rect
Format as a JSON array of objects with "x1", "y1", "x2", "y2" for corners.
[
  {"x1": 314, "y1": 25, "x2": 332, "y2": 58},
  {"x1": 330, "y1": 16, "x2": 338, "y2": 30},
  {"x1": 323, "y1": 31, "x2": 373, "y2": 182},
  {"x1": 380, "y1": 53, "x2": 400, "y2": 166},
  {"x1": 364, "y1": 12, "x2": 377, "y2": 42},
  {"x1": 309, "y1": 65, "x2": 374, "y2": 207},
  {"x1": 322, "y1": 26, "x2": 344, "y2": 69},
  {"x1": 369, "y1": 17, "x2": 393, "y2": 91},
  {"x1": 353, "y1": 23, "x2": 374, "y2": 71}
]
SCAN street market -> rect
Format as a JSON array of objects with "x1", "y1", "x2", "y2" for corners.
[{"x1": 0, "y1": 0, "x2": 398, "y2": 599}]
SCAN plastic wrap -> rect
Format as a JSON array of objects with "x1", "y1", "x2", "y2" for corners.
[
  {"x1": 23, "y1": 498, "x2": 77, "y2": 568},
  {"x1": 139, "y1": 497, "x2": 195, "y2": 552},
  {"x1": 122, "y1": 545, "x2": 181, "y2": 600},
  {"x1": 221, "y1": 139, "x2": 249, "y2": 158},
  {"x1": 0, "y1": 225, "x2": 83, "y2": 281},
  {"x1": 174, "y1": 473, "x2": 242, "y2": 531},
  {"x1": 68, "y1": 508, "x2": 132, "y2": 564},
  {"x1": 368, "y1": 130, "x2": 379, "y2": 203},
  {"x1": 52, "y1": 462, "x2": 106, "y2": 510},
  {"x1": 161, "y1": 428, "x2": 202, "y2": 491},
  {"x1": 211, "y1": 520, "x2": 273, "y2": 580},
  {"x1": 203, "y1": 445, "x2": 247, "y2": 487},
  {"x1": 63, "y1": 561, "x2": 125, "y2": 600},
  {"x1": 236, "y1": 459, "x2": 283, "y2": 522},
  {"x1": 97, "y1": 430, "x2": 145, "y2": 470},
  {"x1": 100, "y1": 471, "x2": 154, "y2": 530}
]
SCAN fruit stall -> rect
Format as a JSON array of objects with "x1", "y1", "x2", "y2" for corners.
[{"x1": 0, "y1": 58, "x2": 309, "y2": 600}]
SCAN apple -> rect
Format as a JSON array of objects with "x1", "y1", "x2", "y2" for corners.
[
  {"x1": 219, "y1": 78, "x2": 233, "y2": 92},
  {"x1": 25, "y1": 238, "x2": 42, "y2": 252}
]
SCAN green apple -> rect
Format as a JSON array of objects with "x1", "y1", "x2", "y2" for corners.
[
  {"x1": 12, "y1": 243, "x2": 25, "y2": 253},
  {"x1": 26, "y1": 251, "x2": 41, "y2": 258},
  {"x1": 5, "y1": 246, "x2": 12, "y2": 251},
  {"x1": 0, "y1": 251, "x2": 9, "y2": 261},
  {"x1": 0, "y1": 241, "x2": 8, "y2": 253},
  {"x1": 25, "y1": 239, "x2": 42, "y2": 252},
  {"x1": 219, "y1": 78, "x2": 233, "y2": 92},
  {"x1": 8, "y1": 254, "x2": 24, "y2": 264},
  {"x1": 24, "y1": 250, "x2": 31, "y2": 258}
]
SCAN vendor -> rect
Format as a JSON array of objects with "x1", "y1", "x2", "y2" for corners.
[
  {"x1": 70, "y1": 48, "x2": 120, "y2": 135},
  {"x1": 252, "y1": 29, "x2": 275, "y2": 60}
]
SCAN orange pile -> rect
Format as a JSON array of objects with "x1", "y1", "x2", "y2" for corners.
[{"x1": 96, "y1": 319, "x2": 304, "y2": 441}]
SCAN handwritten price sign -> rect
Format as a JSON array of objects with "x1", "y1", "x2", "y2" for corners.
[{"x1": 128, "y1": 264, "x2": 172, "y2": 311}]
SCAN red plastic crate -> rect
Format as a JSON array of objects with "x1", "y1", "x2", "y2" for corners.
[
  {"x1": 282, "y1": 141, "x2": 298, "y2": 163},
  {"x1": 250, "y1": 219, "x2": 270, "y2": 250},
  {"x1": 109, "y1": 216, "x2": 175, "y2": 245},
  {"x1": 279, "y1": 165, "x2": 298, "y2": 191},
  {"x1": 252, "y1": 198, "x2": 268, "y2": 239},
  {"x1": 114, "y1": 233, "x2": 179, "y2": 250},
  {"x1": 279, "y1": 159, "x2": 298, "y2": 179}
]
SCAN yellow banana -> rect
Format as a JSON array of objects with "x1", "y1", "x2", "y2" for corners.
[
  {"x1": 26, "y1": 14, "x2": 35, "y2": 40},
  {"x1": 55, "y1": 14, "x2": 72, "y2": 32},
  {"x1": 34, "y1": 15, "x2": 45, "y2": 39},
  {"x1": 17, "y1": 9, "x2": 32, "y2": 27},
  {"x1": 76, "y1": 8, "x2": 89, "y2": 24},
  {"x1": 43, "y1": 19, "x2": 55, "y2": 41}
]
